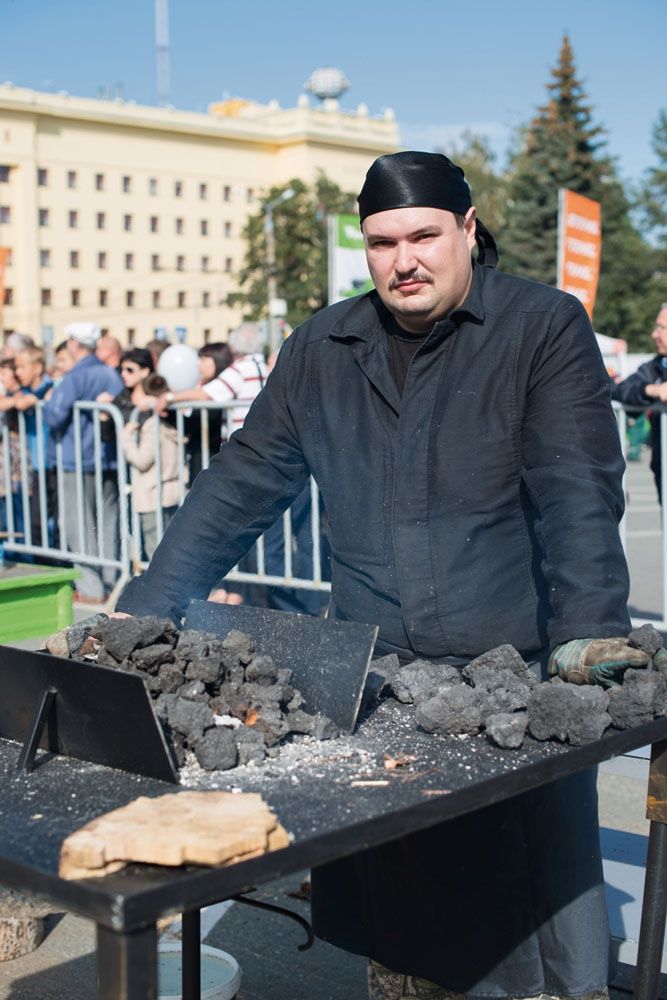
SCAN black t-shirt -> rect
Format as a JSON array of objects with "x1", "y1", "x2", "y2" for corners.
[{"x1": 385, "y1": 319, "x2": 431, "y2": 397}]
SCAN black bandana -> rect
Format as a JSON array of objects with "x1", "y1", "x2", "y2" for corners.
[{"x1": 357, "y1": 151, "x2": 498, "y2": 267}]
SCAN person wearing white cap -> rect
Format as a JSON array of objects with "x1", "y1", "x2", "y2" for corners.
[{"x1": 43, "y1": 322, "x2": 123, "y2": 601}]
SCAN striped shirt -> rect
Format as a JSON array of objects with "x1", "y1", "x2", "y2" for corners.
[{"x1": 203, "y1": 353, "x2": 268, "y2": 434}]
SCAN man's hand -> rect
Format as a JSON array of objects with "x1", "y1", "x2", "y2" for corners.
[
  {"x1": 548, "y1": 638, "x2": 650, "y2": 687},
  {"x1": 12, "y1": 392, "x2": 37, "y2": 410},
  {"x1": 644, "y1": 383, "x2": 667, "y2": 403},
  {"x1": 96, "y1": 391, "x2": 114, "y2": 404}
]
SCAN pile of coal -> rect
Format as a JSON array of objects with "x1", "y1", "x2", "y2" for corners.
[
  {"x1": 49, "y1": 615, "x2": 339, "y2": 771},
  {"x1": 382, "y1": 626, "x2": 667, "y2": 749}
]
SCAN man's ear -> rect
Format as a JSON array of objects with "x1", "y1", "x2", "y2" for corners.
[{"x1": 464, "y1": 207, "x2": 477, "y2": 251}]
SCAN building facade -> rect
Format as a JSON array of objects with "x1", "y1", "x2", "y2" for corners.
[{"x1": 0, "y1": 85, "x2": 399, "y2": 346}]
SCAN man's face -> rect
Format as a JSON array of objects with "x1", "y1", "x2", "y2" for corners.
[
  {"x1": 55, "y1": 349, "x2": 74, "y2": 377},
  {"x1": 362, "y1": 206, "x2": 477, "y2": 333},
  {"x1": 14, "y1": 353, "x2": 41, "y2": 388},
  {"x1": 652, "y1": 307, "x2": 667, "y2": 355}
]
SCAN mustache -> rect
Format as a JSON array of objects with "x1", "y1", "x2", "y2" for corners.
[{"x1": 389, "y1": 271, "x2": 433, "y2": 290}]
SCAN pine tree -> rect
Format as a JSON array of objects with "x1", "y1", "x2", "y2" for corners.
[
  {"x1": 501, "y1": 35, "x2": 654, "y2": 345},
  {"x1": 227, "y1": 173, "x2": 356, "y2": 330}
]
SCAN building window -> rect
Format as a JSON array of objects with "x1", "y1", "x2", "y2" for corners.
[
  {"x1": 151, "y1": 254, "x2": 160, "y2": 271},
  {"x1": 71, "y1": 289, "x2": 80, "y2": 307},
  {"x1": 67, "y1": 170, "x2": 77, "y2": 189},
  {"x1": 127, "y1": 328, "x2": 136, "y2": 345},
  {"x1": 123, "y1": 214, "x2": 132, "y2": 232},
  {"x1": 39, "y1": 249, "x2": 51, "y2": 268},
  {"x1": 126, "y1": 290, "x2": 135, "y2": 308},
  {"x1": 4, "y1": 288, "x2": 13, "y2": 306},
  {"x1": 122, "y1": 175, "x2": 131, "y2": 193},
  {"x1": 0, "y1": 206, "x2": 10, "y2": 224},
  {"x1": 199, "y1": 182, "x2": 207, "y2": 200},
  {"x1": 177, "y1": 291, "x2": 186, "y2": 308},
  {"x1": 37, "y1": 168, "x2": 48, "y2": 187},
  {"x1": 68, "y1": 210, "x2": 78, "y2": 228},
  {"x1": 175, "y1": 217, "x2": 184, "y2": 235},
  {"x1": 247, "y1": 188, "x2": 254, "y2": 203},
  {"x1": 96, "y1": 212, "x2": 106, "y2": 230},
  {"x1": 0, "y1": 166, "x2": 10, "y2": 183},
  {"x1": 97, "y1": 251, "x2": 107, "y2": 269},
  {"x1": 148, "y1": 178, "x2": 158, "y2": 196},
  {"x1": 124, "y1": 252, "x2": 134, "y2": 270},
  {"x1": 223, "y1": 185, "x2": 231, "y2": 202},
  {"x1": 203, "y1": 328, "x2": 212, "y2": 343},
  {"x1": 149, "y1": 216, "x2": 159, "y2": 233},
  {"x1": 176, "y1": 254, "x2": 185, "y2": 272},
  {"x1": 152, "y1": 290, "x2": 160, "y2": 308},
  {"x1": 225, "y1": 257, "x2": 233, "y2": 273},
  {"x1": 201, "y1": 256, "x2": 209, "y2": 273},
  {"x1": 41, "y1": 289, "x2": 51, "y2": 306},
  {"x1": 38, "y1": 208, "x2": 49, "y2": 227},
  {"x1": 224, "y1": 221, "x2": 232, "y2": 238},
  {"x1": 174, "y1": 180, "x2": 182, "y2": 197},
  {"x1": 202, "y1": 291, "x2": 210, "y2": 308},
  {"x1": 200, "y1": 219, "x2": 208, "y2": 236},
  {"x1": 69, "y1": 250, "x2": 79, "y2": 268},
  {"x1": 95, "y1": 173, "x2": 104, "y2": 191},
  {"x1": 99, "y1": 289, "x2": 108, "y2": 307}
]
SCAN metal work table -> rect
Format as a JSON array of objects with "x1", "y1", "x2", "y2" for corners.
[{"x1": 0, "y1": 700, "x2": 666, "y2": 1000}]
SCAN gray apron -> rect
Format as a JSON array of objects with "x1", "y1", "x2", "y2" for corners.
[{"x1": 311, "y1": 651, "x2": 612, "y2": 998}]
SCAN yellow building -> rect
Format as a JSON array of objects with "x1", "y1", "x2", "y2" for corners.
[{"x1": 0, "y1": 85, "x2": 399, "y2": 345}]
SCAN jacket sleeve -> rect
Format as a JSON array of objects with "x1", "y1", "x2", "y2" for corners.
[
  {"x1": 42, "y1": 374, "x2": 77, "y2": 432},
  {"x1": 121, "y1": 420, "x2": 156, "y2": 473},
  {"x1": 520, "y1": 294, "x2": 631, "y2": 647},
  {"x1": 611, "y1": 359, "x2": 659, "y2": 408},
  {"x1": 116, "y1": 334, "x2": 309, "y2": 622}
]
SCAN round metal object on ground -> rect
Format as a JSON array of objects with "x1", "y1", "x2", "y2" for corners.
[{"x1": 158, "y1": 942, "x2": 241, "y2": 1000}]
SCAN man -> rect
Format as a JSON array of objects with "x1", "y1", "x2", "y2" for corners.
[
  {"x1": 117, "y1": 152, "x2": 636, "y2": 999},
  {"x1": 43, "y1": 322, "x2": 123, "y2": 601},
  {"x1": 612, "y1": 303, "x2": 667, "y2": 499},
  {"x1": 96, "y1": 333, "x2": 122, "y2": 372},
  {"x1": 12, "y1": 347, "x2": 56, "y2": 549},
  {"x1": 1, "y1": 331, "x2": 35, "y2": 361}
]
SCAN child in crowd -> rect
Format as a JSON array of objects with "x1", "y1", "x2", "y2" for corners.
[{"x1": 121, "y1": 373, "x2": 187, "y2": 560}]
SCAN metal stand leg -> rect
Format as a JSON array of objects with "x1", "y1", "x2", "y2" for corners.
[
  {"x1": 182, "y1": 909, "x2": 201, "y2": 1000},
  {"x1": 17, "y1": 688, "x2": 56, "y2": 772},
  {"x1": 97, "y1": 923, "x2": 158, "y2": 1000},
  {"x1": 633, "y1": 739, "x2": 667, "y2": 1000}
]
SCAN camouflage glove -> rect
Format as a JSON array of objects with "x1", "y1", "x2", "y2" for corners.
[{"x1": 548, "y1": 638, "x2": 650, "y2": 687}]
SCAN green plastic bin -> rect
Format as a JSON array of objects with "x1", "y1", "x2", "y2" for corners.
[{"x1": 0, "y1": 564, "x2": 78, "y2": 643}]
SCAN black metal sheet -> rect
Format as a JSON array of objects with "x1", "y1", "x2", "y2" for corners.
[
  {"x1": 184, "y1": 601, "x2": 378, "y2": 732},
  {"x1": 0, "y1": 644, "x2": 178, "y2": 783}
]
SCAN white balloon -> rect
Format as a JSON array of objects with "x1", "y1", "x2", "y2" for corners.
[{"x1": 157, "y1": 344, "x2": 200, "y2": 391}]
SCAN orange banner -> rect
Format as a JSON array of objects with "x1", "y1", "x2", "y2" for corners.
[{"x1": 557, "y1": 189, "x2": 601, "y2": 321}]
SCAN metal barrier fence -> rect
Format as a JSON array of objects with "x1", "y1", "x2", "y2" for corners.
[
  {"x1": 0, "y1": 399, "x2": 331, "y2": 601},
  {"x1": 0, "y1": 398, "x2": 663, "y2": 618}
]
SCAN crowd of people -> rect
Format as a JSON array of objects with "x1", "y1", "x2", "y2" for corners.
[{"x1": 0, "y1": 322, "x2": 327, "y2": 609}]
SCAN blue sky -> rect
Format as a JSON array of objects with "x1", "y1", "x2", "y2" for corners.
[{"x1": 2, "y1": 0, "x2": 664, "y2": 183}]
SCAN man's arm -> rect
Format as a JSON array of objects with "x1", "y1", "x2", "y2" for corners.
[
  {"x1": 611, "y1": 359, "x2": 663, "y2": 408},
  {"x1": 116, "y1": 336, "x2": 308, "y2": 623},
  {"x1": 521, "y1": 294, "x2": 631, "y2": 649},
  {"x1": 42, "y1": 375, "x2": 77, "y2": 432}
]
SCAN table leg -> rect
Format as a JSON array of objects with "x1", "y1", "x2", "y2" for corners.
[
  {"x1": 97, "y1": 923, "x2": 158, "y2": 1000},
  {"x1": 182, "y1": 908, "x2": 201, "y2": 1000},
  {"x1": 633, "y1": 739, "x2": 667, "y2": 1000}
]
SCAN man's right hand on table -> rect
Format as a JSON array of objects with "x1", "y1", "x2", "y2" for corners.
[{"x1": 548, "y1": 637, "x2": 651, "y2": 687}]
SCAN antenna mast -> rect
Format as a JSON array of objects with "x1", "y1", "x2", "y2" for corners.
[{"x1": 155, "y1": 0, "x2": 170, "y2": 106}]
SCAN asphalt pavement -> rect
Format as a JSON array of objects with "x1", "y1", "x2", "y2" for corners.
[{"x1": 0, "y1": 449, "x2": 664, "y2": 998}]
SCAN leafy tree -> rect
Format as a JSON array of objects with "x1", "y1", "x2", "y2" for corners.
[
  {"x1": 638, "y1": 110, "x2": 667, "y2": 326},
  {"x1": 501, "y1": 35, "x2": 654, "y2": 346},
  {"x1": 228, "y1": 173, "x2": 356, "y2": 330},
  {"x1": 440, "y1": 131, "x2": 508, "y2": 236}
]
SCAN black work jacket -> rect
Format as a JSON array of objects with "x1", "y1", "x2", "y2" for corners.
[{"x1": 118, "y1": 264, "x2": 630, "y2": 656}]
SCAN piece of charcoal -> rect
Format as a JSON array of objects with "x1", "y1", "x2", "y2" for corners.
[
  {"x1": 176, "y1": 629, "x2": 216, "y2": 661},
  {"x1": 95, "y1": 616, "x2": 175, "y2": 661},
  {"x1": 193, "y1": 727, "x2": 238, "y2": 771},
  {"x1": 485, "y1": 712, "x2": 528, "y2": 749},
  {"x1": 286, "y1": 691, "x2": 304, "y2": 712},
  {"x1": 470, "y1": 669, "x2": 532, "y2": 720},
  {"x1": 608, "y1": 670, "x2": 667, "y2": 730},
  {"x1": 96, "y1": 646, "x2": 123, "y2": 668},
  {"x1": 416, "y1": 686, "x2": 482, "y2": 736},
  {"x1": 277, "y1": 667, "x2": 293, "y2": 685},
  {"x1": 130, "y1": 643, "x2": 175, "y2": 674},
  {"x1": 391, "y1": 660, "x2": 461, "y2": 705},
  {"x1": 185, "y1": 655, "x2": 222, "y2": 686},
  {"x1": 251, "y1": 712, "x2": 290, "y2": 747},
  {"x1": 527, "y1": 679, "x2": 570, "y2": 742},
  {"x1": 527, "y1": 679, "x2": 611, "y2": 745},
  {"x1": 245, "y1": 655, "x2": 278, "y2": 687},
  {"x1": 154, "y1": 692, "x2": 178, "y2": 722},
  {"x1": 157, "y1": 663, "x2": 185, "y2": 695},
  {"x1": 565, "y1": 687, "x2": 612, "y2": 746},
  {"x1": 364, "y1": 654, "x2": 401, "y2": 706},
  {"x1": 628, "y1": 624, "x2": 663, "y2": 656},
  {"x1": 143, "y1": 671, "x2": 164, "y2": 696},
  {"x1": 167, "y1": 698, "x2": 215, "y2": 743},
  {"x1": 166, "y1": 729, "x2": 187, "y2": 768},
  {"x1": 222, "y1": 630, "x2": 255, "y2": 666},
  {"x1": 309, "y1": 714, "x2": 340, "y2": 741},
  {"x1": 463, "y1": 645, "x2": 538, "y2": 688},
  {"x1": 233, "y1": 726, "x2": 268, "y2": 766},
  {"x1": 287, "y1": 710, "x2": 318, "y2": 735},
  {"x1": 178, "y1": 680, "x2": 207, "y2": 701}
]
